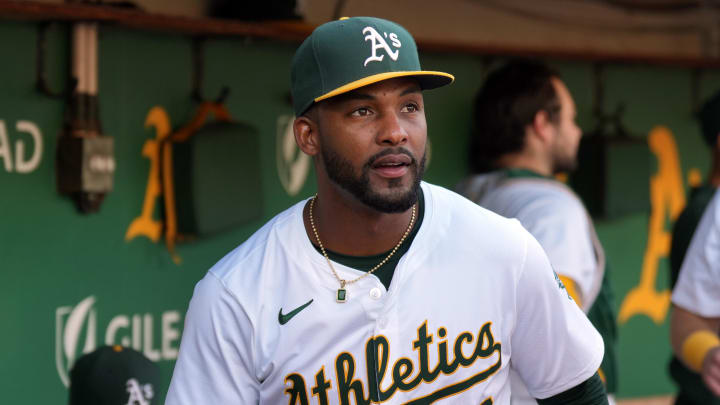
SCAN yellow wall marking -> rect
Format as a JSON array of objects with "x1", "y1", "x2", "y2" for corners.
[
  {"x1": 687, "y1": 168, "x2": 702, "y2": 188},
  {"x1": 124, "y1": 107, "x2": 172, "y2": 243},
  {"x1": 618, "y1": 126, "x2": 686, "y2": 324}
]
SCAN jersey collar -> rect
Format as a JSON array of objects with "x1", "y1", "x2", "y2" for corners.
[{"x1": 503, "y1": 167, "x2": 552, "y2": 180}]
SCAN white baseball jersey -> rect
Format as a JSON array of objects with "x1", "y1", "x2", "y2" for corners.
[
  {"x1": 457, "y1": 173, "x2": 604, "y2": 310},
  {"x1": 166, "y1": 182, "x2": 603, "y2": 404},
  {"x1": 456, "y1": 172, "x2": 606, "y2": 405},
  {"x1": 673, "y1": 189, "x2": 720, "y2": 317}
]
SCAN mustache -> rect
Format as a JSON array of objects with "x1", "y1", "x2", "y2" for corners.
[{"x1": 365, "y1": 147, "x2": 418, "y2": 168}]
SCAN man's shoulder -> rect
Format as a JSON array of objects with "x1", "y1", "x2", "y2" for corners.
[
  {"x1": 187, "y1": 199, "x2": 310, "y2": 323},
  {"x1": 502, "y1": 176, "x2": 581, "y2": 204},
  {"x1": 460, "y1": 171, "x2": 582, "y2": 204},
  {"x1": 426, "y1": 181, "x2": 509, "y2": 218},
  {"x1": 208, "y1": 199, "x2": 306, "y2": 281},
  {"x1": 423, "y1": 182, "x2": 530, "y2": 242},
  {"x1": 458, "y1": 174, "x2": 587, "y2": 222}
]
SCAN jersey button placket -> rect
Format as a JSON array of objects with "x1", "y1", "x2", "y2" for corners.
[
  {"x1": 358, "y1": 280, "x2": 386, "y2": 323},
  {"x1": 373, "y1": 286, "x2": 393, "y2": 330}
]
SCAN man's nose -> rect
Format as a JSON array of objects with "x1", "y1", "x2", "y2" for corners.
[{"x1": 376, "y1": 111, "x2": 408, "y2": 146}]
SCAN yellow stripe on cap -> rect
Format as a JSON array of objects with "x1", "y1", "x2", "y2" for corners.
[
  {"x1": 314, "y1": 71, "x2": 455, "y2": 103},
  {"x1": 681, "y1": 330, "x2": 720, "y2": 372}
]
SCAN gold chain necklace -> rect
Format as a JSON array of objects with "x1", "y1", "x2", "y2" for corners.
[{"x1": 309, "y1": 194, "x2": 416, "y2": 303}]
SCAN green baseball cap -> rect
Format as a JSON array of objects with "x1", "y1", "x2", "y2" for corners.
[
  {"x1": 68, "y1": 345, "x2": 161, "y2": 405},
  {"x1": 291, "y1": 16, "x2": 454, "y2": 116}
]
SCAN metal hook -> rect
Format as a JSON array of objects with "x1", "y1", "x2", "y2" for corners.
[{"x1": 191, "y1": 37, "x2": 231, "y2": 104}]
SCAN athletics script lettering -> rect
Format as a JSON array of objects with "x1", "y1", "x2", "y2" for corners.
[{"x1": 283, "y1": 321, "x2": 500, "y2": 405}]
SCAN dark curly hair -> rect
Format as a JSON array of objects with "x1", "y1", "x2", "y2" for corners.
[{"x1": 469, "y1": 60, "x2": 561, "y2": 173}]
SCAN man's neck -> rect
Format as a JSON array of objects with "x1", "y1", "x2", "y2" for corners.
[
  {"x1": 303, "y1": 185, "x2": 418, "y2": 256},
  {"x1": 495, "y1": 153, "x2": 552, "y2": 177}
]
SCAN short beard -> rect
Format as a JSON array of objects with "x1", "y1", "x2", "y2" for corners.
[
  {"x1": 321, "y1": 146, "x2": 425, "y2": 213},
  {"x1": 550, "y1": 139, "x2": 578, "y2": 174},
  {"x1": 552, "y1": 155, "x2": 578, "y2": 174}
]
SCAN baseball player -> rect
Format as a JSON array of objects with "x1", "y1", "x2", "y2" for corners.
[
  {"x1": 671, "y1": 188, "x2": 720, "y2": 398},
  {"x1": 456, "y1": 61, "x2": 617, "y2": 404},
  {"x1": 669, "y1": 91, "x2": 720, "y2": 404},
  {"x1": 166, "y1": 17, "x2": 607, "y2": 404}
]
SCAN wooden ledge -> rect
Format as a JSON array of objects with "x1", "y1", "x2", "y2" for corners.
[
  {"x1": 0, "y1": 1, "x2": 313, "y2": 40},
  {"x1": 2, "y1": 1, "x2": 720, "y2": 68}
]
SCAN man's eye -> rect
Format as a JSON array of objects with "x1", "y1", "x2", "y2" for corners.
[
  {"x1": 351, "y1": 107, "x2": 371, "y2": 117},
  {"x1": 401, "y1": 103, "x2": 418, "y2": 113}
]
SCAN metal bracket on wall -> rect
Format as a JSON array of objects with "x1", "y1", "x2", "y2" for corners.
[
  {"x1": 592, "y1": 63, "x2": 631, "y2": 138},
  {"x1": 36, "y1": 22, "x2": 77, "y2": 99},
  {"x1": 39, "y1": 19, "x2": 114, "y2": 215},
  {"x1": 191, "y1": 37, "x2": 231, "y2": 104}
]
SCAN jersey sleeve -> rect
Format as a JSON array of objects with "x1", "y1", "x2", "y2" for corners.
[
  {"x1": 672, "y1": 190, "x2": 720, "y2": 318},
  {"x1": 165, "y1": 272, "x2": 259, "y2": 404},
  {"x1": 511, "y1": 229, "x2": 605, "y2": 399},
  {"x1": 514, "y1": 194, "x2": 598, "y2": 309}
]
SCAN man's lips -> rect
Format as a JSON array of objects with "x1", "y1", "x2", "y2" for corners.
[
  {"x1": 371, "y1": 154, "x2": 412, "y2": 178},
  {"x1": 372, "y1": 154, "x2": 412, "y2": 167}
]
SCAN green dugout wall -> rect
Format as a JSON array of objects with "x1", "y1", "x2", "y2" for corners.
[{"x1": 1, "y1": 20, "x2": 719, "y2": 402}]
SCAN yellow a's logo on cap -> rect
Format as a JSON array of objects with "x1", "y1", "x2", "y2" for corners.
[{"x1": 363, "y1": 26, "x2": 402, "y2": 67}]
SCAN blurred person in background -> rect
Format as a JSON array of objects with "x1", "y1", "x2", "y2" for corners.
[
  {"x1": 457, "y1": 60, "x2": 617, "y2": 405},
  {"x1": 669, "y1": 91, "x2": 720, "y2": 404}
]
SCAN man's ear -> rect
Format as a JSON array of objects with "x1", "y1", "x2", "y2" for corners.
[
  {"x1": 531, "y1": 110, "x2": 554, "y2": 144},
  {"x1": 294, "y1": 115, "x2": 320, "y2": 156}
]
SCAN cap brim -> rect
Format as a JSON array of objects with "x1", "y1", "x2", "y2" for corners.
[{"x1": 314, "y1": 71, "x2": 454, "y2": 103}]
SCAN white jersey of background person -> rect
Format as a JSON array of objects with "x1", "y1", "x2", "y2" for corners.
[
  {"x1": 673, "y1": 189, "x2": 720, "y2": 318},
  {"x1": 458, "y1": 173, "x2": 607, "y2": 405}
]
